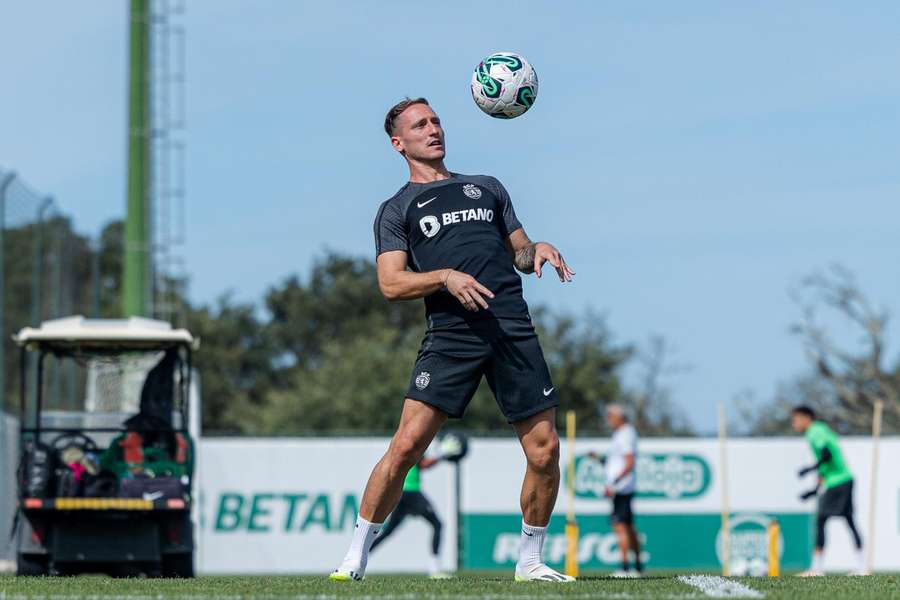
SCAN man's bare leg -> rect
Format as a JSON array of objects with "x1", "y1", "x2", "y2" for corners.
[
  {"x1": 613, "y1": 522, "x2": 631, "y2": 574},
  {"x1": 331, "y1": 399, "x2": 447, "y2": 580},
  {"x1": 512, "y1": 408, "x2": 572, "y2": 581},
  {"x1": 360, "y1": 399, "x2": 447, "y2": 521},
  {"x1": 515, "y1": 408, "x2": 560, "y2": 526},
  {"x1": 626, "y1": 524, "x2": 643, "y2": 573}
]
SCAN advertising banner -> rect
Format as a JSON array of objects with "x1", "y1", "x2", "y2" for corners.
[
  {"x1": 194, "y1": 436, "x2": 898, "y2": 574},
  {"x1": 197, "y1": 438, "x2": 457, "y2": 574},
  {"x1": 460, "y1": 437, "x2": 900, "y2": 573}
]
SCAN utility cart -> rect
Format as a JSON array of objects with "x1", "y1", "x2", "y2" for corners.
[{"x1": 12, "y1": 317, "x2": 198, "y2": 577}]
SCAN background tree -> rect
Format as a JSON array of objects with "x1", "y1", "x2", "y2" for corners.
[
  {"x1": 742, "y1": 265, "x2": 899, "y2": 435},
  {"x1": 621, "y1": 336, "x2": 694, "y2": 436},
  {"x1": 3, "y1": 227, "x2": 692, "y2": 436}
]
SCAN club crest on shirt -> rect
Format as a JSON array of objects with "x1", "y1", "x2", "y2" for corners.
[
  {"x1": 415, "y1": 371, "x2": 431, "y2": 390},
  {"x1": 462, "y1": 184, "x2": 482, "y2": 200}
]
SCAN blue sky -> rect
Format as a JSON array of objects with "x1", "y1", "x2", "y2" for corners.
[{"x1": 2, "y1": 2, "x2": 898, "y2": 432}]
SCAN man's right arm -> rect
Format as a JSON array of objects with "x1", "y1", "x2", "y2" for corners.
[{"x1": 376, "y1": 250, "x2": 495, "y2": 311}]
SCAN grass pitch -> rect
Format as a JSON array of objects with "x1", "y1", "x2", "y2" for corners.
[{"x1": 1, "y1": 573, "x2": 898, "y2": 600}]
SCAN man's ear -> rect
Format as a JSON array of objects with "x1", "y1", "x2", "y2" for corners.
[{"x1": 391, "y1": 135, "x2": 404, "y2": 153}]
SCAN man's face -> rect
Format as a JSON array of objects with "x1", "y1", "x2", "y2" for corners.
[
  {"x1": 791, "y1": 413, "x2": 811, "y2": 433},
  {"x1": 391, "y1": 103, "x2": 445, "y2": 161},
  {"x1": 606, "y1": 410, "x2": 624, "y2": 430}
]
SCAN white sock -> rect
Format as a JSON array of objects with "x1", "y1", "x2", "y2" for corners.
[
  {"x1": 855, "y1": 549, "x2": 865, "y2": 571},
  {"x1": 427, "y1": 554, "x2": 441, "y2": 575},
  {"x1": 340, "y1": 516, "x2": 382, "y2": 571},
  {"x1": 812, "y1": 552, "x2": 824, "y2": 573},
  {"x1": 517, "y1": 521, "x2": 547, "y2": 569}
]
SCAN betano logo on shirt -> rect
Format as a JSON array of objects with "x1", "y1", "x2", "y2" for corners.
[
  {"x1": 570, "y1": 453, "x2": 711, "y2": 500},
  {"x1": 419, "y1": 208, "x2": 494, "y2": 238}
]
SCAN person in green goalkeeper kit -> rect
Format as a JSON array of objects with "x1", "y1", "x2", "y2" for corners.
[{"x1": 791, "y1": 405, "x2": 867, "y2": 576}]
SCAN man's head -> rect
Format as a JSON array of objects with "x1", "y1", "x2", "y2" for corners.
[
  {"x1": 384, "y1": 97, "x2": 445, "y2": 162},
  {"x1": 605, "y1": 404, "x2": 628, "y2": 430},
  {"x1": 791, "y1": 405, "x2": 816, "y2": 433}
]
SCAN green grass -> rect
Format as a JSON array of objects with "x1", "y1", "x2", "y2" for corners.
[{"x1": 1, "y1": 573, "x2": 898, "y2": 599}]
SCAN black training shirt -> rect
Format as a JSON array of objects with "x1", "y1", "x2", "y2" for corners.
[{"x1": 374, "y1": 173, "x2": 530, "y2": 329}]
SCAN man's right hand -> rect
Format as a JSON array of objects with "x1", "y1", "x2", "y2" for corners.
[{"x1": 445, "y1": 270, "x2": 494, "y2": 311}]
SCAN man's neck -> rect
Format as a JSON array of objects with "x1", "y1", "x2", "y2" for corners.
[{"x1": 407, "y1": 158, "x2": 451, "y2": 184}]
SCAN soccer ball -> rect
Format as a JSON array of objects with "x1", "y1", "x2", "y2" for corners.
[{"x1": 470, "y1": 52, "x2": 538, "y2": 119}]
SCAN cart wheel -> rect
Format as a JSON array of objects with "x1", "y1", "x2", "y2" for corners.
[
  {"x1": 16, "y1": 553, "x2": 48, "y2": 576},
  {"x1": 162, "y1": 552, "x2": 194, "y2": 578}
]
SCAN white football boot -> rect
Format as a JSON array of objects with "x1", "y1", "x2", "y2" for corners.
[
  {"x1": 329, "y1": 558, "x2": 365, "y2": 582},
  {"x1": 515, "y1": 563, "x2": 576, "y2": 582}
]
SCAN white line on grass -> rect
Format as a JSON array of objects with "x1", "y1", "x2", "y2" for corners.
[
  {"x1": 677, "y1": 575, "x2": 763, "y2": 598},
  {"x1": 0, "y1": 594, "x2": 638, "y2": 600}
]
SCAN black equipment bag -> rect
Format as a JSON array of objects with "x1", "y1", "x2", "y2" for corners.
[
  {"x1": 54, "y1": 467, "x2": 82, "y2": 498},
  {"x1": 120, "y1": 475, "x2": 184, "y2": 501},
  {"x1": 18, "y1": 439, "x2": 55, "y2": 498}
]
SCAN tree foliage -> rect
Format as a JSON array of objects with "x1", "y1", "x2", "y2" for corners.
[
  {"x1": 741, "y1": 265, "x2": 900, "y2": 435},
  {"x1": 3, "y1": 218, "x2": 692, "y2": 435}
]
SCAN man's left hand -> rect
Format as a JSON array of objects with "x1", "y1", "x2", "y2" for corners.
[
  {"x1": 604, "y1": 485, "x2": 614, "y2": 498},
  {"x1": 533, "y1": 242, "x2": 575, "y2": 282}
]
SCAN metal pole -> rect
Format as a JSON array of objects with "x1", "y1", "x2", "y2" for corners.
[
  {"x1": 91, "y1": 236, "x2": 101, "y2": 317},
  {"x1": 123, "y1": 0, "x2": 152, "y2": 318},
  {"x1": 49, "y1": 223, "x2": 62, "y2": 410},
  {"x1": 31, "y1": 197, "x2": 53, "y2": 327},
  {"x1": 29, "y1": 197, "x2": 52, "y2": 411},
  {"x1": 0, "y1": 172, "x2": 15, "y2": 414}
]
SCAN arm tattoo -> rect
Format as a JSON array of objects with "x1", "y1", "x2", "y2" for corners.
[{"x1": 514, "y1": 243, "x2": 536, "y2": 274}]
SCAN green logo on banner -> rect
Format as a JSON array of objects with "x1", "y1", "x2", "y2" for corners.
[
  {"x1": 214, "y1": 492, "x2": 358, "y2": 533},
  {"x1": 717, "y1": 513, "x2": 781, "y2": 576},
  {"x1": 572, "y1": 453, "x2": 711, "y2": 499}
]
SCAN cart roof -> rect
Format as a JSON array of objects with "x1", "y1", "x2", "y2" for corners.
[{"x1": 13, "y1": 316, "x2": 195, "y2": 350}]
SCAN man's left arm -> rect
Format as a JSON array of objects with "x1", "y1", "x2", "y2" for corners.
[
  {"x1": 798, "y1": 447, "x2": 832, "y2": 477},
  {"x1": 506, "y1": 228, "x2": 576, "y2": 282}
]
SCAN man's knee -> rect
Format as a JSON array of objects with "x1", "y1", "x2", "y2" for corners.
[
  {"x1": 525, "y1": 431, "x2": 560, "y2": 472},
  {"x1": 388, "y1": 432, "x2": 428, "y2": 470}
]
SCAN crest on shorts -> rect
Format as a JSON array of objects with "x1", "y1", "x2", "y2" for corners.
[
  {"x1": 415, "y1": 371, "x2": 431, "y2": 390},
  {"x1": 462, "y1": 184, "x2": 482, "y2": 200}
]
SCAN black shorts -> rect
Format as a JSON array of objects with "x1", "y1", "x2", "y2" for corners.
[
  {"x1": 610, "y1": 493, "x2": 634, "y2": 525},
  {"x1": 405, "y1": 317, "x2": 558, "y2": 423},
  {"x1": 819, "y1": 479, "x2": 854, "y2": 518}
]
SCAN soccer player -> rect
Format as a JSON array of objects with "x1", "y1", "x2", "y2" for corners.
[
  {"x1": 791, "y1": 405, "x2": 867, "y2": 576},
  {"x1": 593, "y1": 405, "x2": 643, "y2": 577},
  {"x1": 368, "y1": 457, "x2": 448, "y2": 579},
  {"x1": 330, "y1": 97, "x2": 576, "y2": 582}
]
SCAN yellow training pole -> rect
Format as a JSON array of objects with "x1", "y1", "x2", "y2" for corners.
[
  {"x1": 564, "y1": 410, "x2": 579, "y2": 577},
  {"x1": 767, "y1": 519, "x2": 780, "y2": 576}
]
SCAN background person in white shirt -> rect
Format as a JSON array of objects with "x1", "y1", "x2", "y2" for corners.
[{"x1": 591, "y1": 404, "x2": 643, "y2": 576}]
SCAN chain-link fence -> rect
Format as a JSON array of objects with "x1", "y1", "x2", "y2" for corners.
[
  {"x1": 0, "y1": 169, "x2": 120, "y2": 417},
  {"x1": 1, "y1": 169, "x2": 95, "y2": 563}
]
